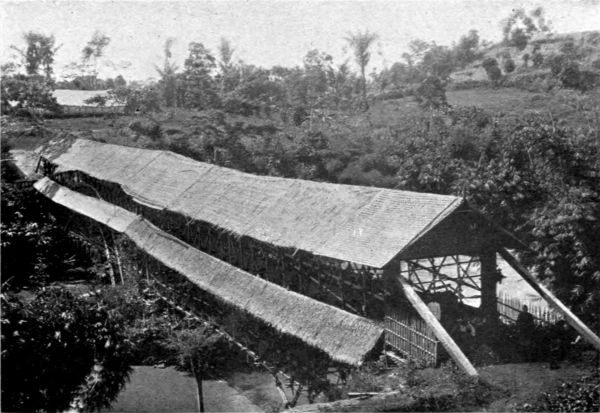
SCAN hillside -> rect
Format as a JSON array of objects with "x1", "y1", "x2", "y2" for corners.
[{"x1": 450, "y1": 30, "x2": 600, "y2": 85}]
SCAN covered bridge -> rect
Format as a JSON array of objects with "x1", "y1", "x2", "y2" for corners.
[{"x1": 35, "y1": 138, "x2": 600, "y2": 376}]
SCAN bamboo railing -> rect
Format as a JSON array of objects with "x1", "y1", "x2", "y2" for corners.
[
  {"x1": 384, "y1": 311, "x2": 438, "y2": 366},
  {"x1": 497, "y1": 292, "x2": 562, "y2": 325}
]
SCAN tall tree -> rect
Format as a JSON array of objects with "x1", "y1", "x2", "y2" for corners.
[
  {"x1": 10, "y1": 31, "x2": 60, "y2": 79},
  {"x1": 502, "y1": 7, "x2": 551, "y2": 49},
  {"x1": 155, "y1": 37, "x2": 178, "y2": 107},
  {"x1": 183, "y1": 42, "x2": 218, "y2": 109},
  {"x1": 167, "y1": 327, "x2": 231, "y2": 413},
  {"x1": 345, "y1": 30, "x2": 378, "y2": 111},
  {"x1": 217, "y1": 37, "x2": 238, "y2": 94},
  {"x1": 303, "y1": 49, "x2": 334, "y2": 119},
  {"x1": 82, "y1": 31, "x2": 111, "y2": 89}
]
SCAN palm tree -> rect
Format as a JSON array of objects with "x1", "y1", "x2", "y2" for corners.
[
  {"x1": 345, "y1": 30, "x2": 378, "y2": 110},
  {"x1": 217, "y1": 37, "x2": 237, "y2": 94},
  {"x1": 155, "y1": 38, "x2": 178, "y2": 107}
]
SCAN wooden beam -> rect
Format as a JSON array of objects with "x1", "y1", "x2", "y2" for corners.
[
  {"x1": 396, "y1": 276, "x2": 478, "y2": 377},
  {"x1": 499, "y1": 249, "x2": 600, "y2": 352}
]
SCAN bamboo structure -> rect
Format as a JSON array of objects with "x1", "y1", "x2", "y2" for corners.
[
  {"x1": 34, "y1": 178, "x2": 384, "y2": 366},
  {"x1": 28, "y1": 138, "x2": 600, "y2": 377}
]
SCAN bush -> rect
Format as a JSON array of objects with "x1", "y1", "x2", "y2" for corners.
[
  {"x1": 414, "y1": 76, "x2": 448, "y2": 109},
  {"x1": 503, "y1": 58, "x2": 516, "y2": 74},
  {"x1": 222, "y1": 93, "x2": 260, "y2": 116},
  {"x1": 482, "y1": 58, "x2": 503, "y2": 86},
  {"x1": 487, "y1": 66, "x2": 503, "y2": 86},
  {"x1": 532, "y1": 52, "x2": 544, "y2": 67},
  {"x1": 1, "y1": 289, "x2": 132, "y2": 412},
  {"x1": 547, "y1": 54, "x2": 600, "y2": 92},
  {"x1": 482, "y1": 57, "x2": 499, "y2": 72},
  {"x1": 516, "y1": 373, "x2": 600, "y2": 412},
  {"x1": 128, "y1": 119, "x2": 162, "y2": 141}
]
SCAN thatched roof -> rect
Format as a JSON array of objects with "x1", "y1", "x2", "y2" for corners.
[
  {"x1": 34, "y1": 177, "x2": 383, "y2": 365},
  {"x1": 52, "y1": 89, "x2": 124, "y2": 107},
  {"x1": 42, "y1": 139, "x2": 525, "y2": 267}
]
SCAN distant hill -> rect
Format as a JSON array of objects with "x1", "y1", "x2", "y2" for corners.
[{"x1": 450, "y1": 30, "x2": 600, "y2": 85}]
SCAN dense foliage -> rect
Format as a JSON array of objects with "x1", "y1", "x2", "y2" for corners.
[
  {"x1": 517, "y1": 372, "x2": 600, "y2": 412},
  {"x1": 1, "y1": 289, "x2": 132, "y2": 412},
  {"x1": 1, "y1": 164, "x2": 133, "y2": 411},
  {"x1": 0, "y1": 183, "x2": 98, "y2": 291}
]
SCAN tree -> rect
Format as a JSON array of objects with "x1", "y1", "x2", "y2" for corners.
[
  {"x1": 414, "y1": 76, "x2": 448, "y2": 109},
  {"x1": 420, "y1": 44, "x2": 455, "y2": 79},
  {"x1": 454, "y1": 30, "x2": 481, "y2": 68},
  {"x1": 114, "y1": 74, "x2": 127, "y2": 88},
  {"x1": 482, "y1": 57, "x2": 502, "y2": 86},
  {"x1": 0, "y1": 74, "x2": 59, "y2": 117},
  {"x1": 302, "y1": 49, "x2": 334, "y2": 122},
  {"x1": 345, "y1": 30, "x2": 378, "y2": 110},
  {"x1": 183, "y1": 42, "x2": 218, "y2": 109},
  {"x1": 81, "y1": 31, "x2": 111, "y2": 89},
  {"x1": 11, "y1": 31, "x2": 60, "y2": 79},
  {"x1": 1, "y1": 289, "x2": 132, "y2": 412},
  {"x1": 502, "y1": 7, "x2": 551, "y2": 49},
  {"x1": 155, "y1": 38, "x2": 178, "y2": 107},
  {"x1": 167, "y1": 327, "x2": 231, "y2": 413},
  {"x1": 509, "y1": 28, "x2": 529, "y2": 51},
  {"x1": 217, "y1": 37, "x2": 238, "y2": 94}
]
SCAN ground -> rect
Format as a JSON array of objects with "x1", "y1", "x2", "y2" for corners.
[
  {"x1": 101, "y1": 366, "x2": 321, "y2": 413},
  {"x1": 102, "y1": 366, "x2": 263, "y2": 413},
  {"x1": 479, "y1": 362, "x2": 597, "y2": 412},
  {"x1": 99, "y1": 360, "x2": 597, "y2": 412}
]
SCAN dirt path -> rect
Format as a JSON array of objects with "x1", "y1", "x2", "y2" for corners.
[{"x1": 103, "y1": 365, "x2": 262, "y2": 412}]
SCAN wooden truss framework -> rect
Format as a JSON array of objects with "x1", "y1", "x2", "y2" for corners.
[{"x1": 399, "y1": 255, "x2": 482, "y2": 302}]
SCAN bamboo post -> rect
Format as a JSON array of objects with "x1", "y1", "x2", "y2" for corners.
[
  {"x1": 480, "y1": 250, "x2": 499, "y2": 319},
  {"x1": 499, "y1": 249, "x2": 600, "y2": 352},
  {"x1": 397, "y1": 275, "x2": 478, "y2": 377}
]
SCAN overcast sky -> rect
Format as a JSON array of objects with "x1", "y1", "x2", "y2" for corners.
[{"x1": 2, "y1": 0, "x2": 599, "y2": 81}]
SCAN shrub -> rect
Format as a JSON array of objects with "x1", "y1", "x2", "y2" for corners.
[
  {"x1": 414, "y1": 76, "x2": 448, "y2": 109},
  {"x1": 481, "y1": 58, "x2": 503, "y2": 86},
  {"x1": 516, "y1": 373, "x2": 600, "y2": 412},
  {"x1": 128, "y1": 119, "x2": 162, "y2": 141},
  {"x1": 486, "y1": 66, "x2": 503, "y2": 86},
  {"x1": 532, "y1": 52, "x2": 544, "y2": 67},
  {"x1": 503, "y1": 58, "x2": 516, "y2": 74},
  {"x1": 482, "y1": 57, "x2": 499, "y2": 72}
]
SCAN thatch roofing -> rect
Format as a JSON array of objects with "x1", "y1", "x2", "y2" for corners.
[
  {"x1": 34, "y1": 177, "x2": 383, "y2": 365},
  {"x1": 52, "y1": 89, "x2": 124, "y2": 107},
  {"x1": 42, "y1": 139, "x2": 523, "y2": 267}
]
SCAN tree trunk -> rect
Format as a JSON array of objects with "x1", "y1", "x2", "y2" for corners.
[
  {"x1": 360, "y1": 67, "x2": 369, "y2": 111},
  {"x1": 103, "y1": 241, "x2": 116, "y2": 286},
  {"x1": 190, "y1": 361, "x2": 205, "y2": 413}
]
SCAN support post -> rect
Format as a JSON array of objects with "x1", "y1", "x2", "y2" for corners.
[
  {"x1": 397, "y1": 276, "x2": 479, "y2": 377},
  {"x1": 480, "y1": 250, "x2": 499, "y2": 319},
  {"x1": 499, "y1": 249, "x2": 600, "y2": 352}
]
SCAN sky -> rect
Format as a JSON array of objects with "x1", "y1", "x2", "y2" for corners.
[{"x1": 2, "y1": 0, "x2": 599, "y2": 82}]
